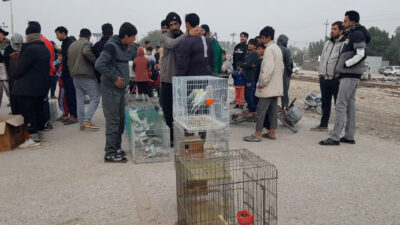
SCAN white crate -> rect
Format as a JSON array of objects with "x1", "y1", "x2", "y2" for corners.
[
  {"x1": 173, "y1": 76, "x2": 229, "y2": 131},
  {"x1": 126, "y1": 106, "x2": 171, "y2": 163}
]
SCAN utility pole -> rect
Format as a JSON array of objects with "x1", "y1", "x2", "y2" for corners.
[
  {"x1": 1, "y1": 22, "x2": 8, "y2": 30},
  {"x1": 230, "y1": 32, "x2": 236, "y2": 44},
  {"x1": 324, "y1": 20, "x2": 329, "y2": 41},
  {"x1": 2, "y1": 0, "x2": 13, "y2": 34}
]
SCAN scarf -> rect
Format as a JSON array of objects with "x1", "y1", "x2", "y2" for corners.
[{"x1": 26, "y1": 33, "x2": 42, "y2": 43}]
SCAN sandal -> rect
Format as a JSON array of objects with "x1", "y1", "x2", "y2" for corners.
[
  {"x1": 262, "y1": 133, "x2": 276, "y2": 140},
  {"x1": 243, "y1": 135, "x2": 261, "y2": 142}
]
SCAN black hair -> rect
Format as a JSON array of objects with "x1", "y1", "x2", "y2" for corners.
[
  {"x1": 332, "y1": 21, "x2": 344, "y2": 30},
  {"x1": 28, "y1": 21, "x2": 41, "y2": 32},
  {"x1": 55, "y1": 26, "x2": 68, "y2": 35},
  {"x1": 145, "y1": 40, "x2": 150, "y2": 45},
  {"x1": 146, "y1": 46, "x2": 153, "y2": 52},
  {"x1": 185, "y1": 13, "x2": 200, "y2": 27},
  {"x1": 118, "y1": 22, "x2": 137, "y2": 39},
  {"x1": 201, "y1": 24, "x2": 210, "y2": 34},
  {"x1": 259, "y1": 26, "x2": 275, "y2": 40},
  {"x1": 240, "y1": 32, "x2": 249, "y2": 38},
  {"x1": 102, "y1": 23, "x2": 113, "y2": 36},
  {"x1": 156, "y1": 45, "x2": 160, "y2": 49},
  {"x1": 248, "y1": 38, "x2": 259, "y2": 46},
  {"x1": 79, "y1": 28, "x2": 92, "y2": 38},
  {"x1": 26, "y1": 24, "x2": 41, "y2": 35},
  {"x1": 161, "y1": 20, "x2": 168, "y2": 27},
  {"x1": 257, "y1": 43, "x2": 266, "y2": 49},
  {"x1": 222, "y1": 50, "x2": 226, "y2": 55},
  {"x1": 345, "y1": 10, "x2": 360, "y2": 23},
  {"x1": 255, "y1": 36, "x2": 260, "y2": 39}
]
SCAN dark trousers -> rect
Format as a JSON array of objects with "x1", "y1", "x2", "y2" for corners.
[
  {"x1": 136, "y1": 81, "x2": 149, "y2": 95},
  {"x1": 160, "y1": 82, "x2": 173, "y2": 142},
  {"x1": 281, "y1": 75, "x2": 291, "y2": 108},
  {"x1": 101, "y1": 83, "x2": 125, "y2": 155},
  {"x1": 8, "y1": 79, "x2": 18, "y2": 114},
  {"x1": 319, "y1": 77, "x2": 339, "y2": 127},
  {"x1": 15, "y1": 95, "x2": 46, "y2": 134},
  {"x1": 49, "y1": 76, "x2": 58, "y2": 97},
  {"x1": 62, "y1": 76, "x2": 77, "y2": 117},
  {"x1": 245, "y1": 80, "x2": 258, "y2": 112}
]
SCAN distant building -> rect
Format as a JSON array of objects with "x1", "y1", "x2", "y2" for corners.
[{"x1": 365, "y1": 56, "x2": 382, "y2": 73}]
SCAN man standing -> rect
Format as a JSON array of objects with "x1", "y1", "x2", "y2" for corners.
[
  {"x1": 277, "y1": 34, "x2": 293, "y2": 108},
  {"x1": 232, "y1": 32, "x2": 248, "y2": 70},
  {"x1": 159, "y1": 12, "x2": 201, "y2": 147},
  {"x1": 13, "y1": 24, "x2": 50, "y2": 148},
  {"x1": 221, "y1": 50, "x2": 233, "y2": 75},
  {"x1": 320, "y1": 11, "x2": 371, "y2": 145},
  {"x1": 95, "y1": 22, "x2": 137, "y2": 163},
  {"x1": 176, "y1": 14, "x2": 213, "y2": 76},
  {"x1": 241, "y1": 38, "x2": 259, "y2": 113},
  {"x1": 55, "y1": 26, "x2": 78, "y2": 125},
  {"x1": 201, "y1": 24, "x2": 222, "y2": 75},
  {"x1": 311, "y1": 21, "x2": 344, "y2": 131},
  {"x1": 68, "y1": 28, "x2": 100, "y2": 131},
  {"x1": 244, "y1": 26, "x2": 284, "y2": 142},
  {"x1": 93, "y1": 23, "x2": 113, "y2": 83}
]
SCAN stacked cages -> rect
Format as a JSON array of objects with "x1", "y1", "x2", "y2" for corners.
[
  {"x1": 175, "y1": 149, "x2": 278, "y2": 225},
  {"x1": 173, "y1": 76, "x2": 230, "y2": 157},
  {"x1": 173, "y1": 76, "x2": 229, "y2": 130},
  {"x1": 125, "y1": 104, "x2": 171, "y2": 163}
]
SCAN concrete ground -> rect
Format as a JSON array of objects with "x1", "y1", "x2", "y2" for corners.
[{"x1": 0, "y1": 93, "x2": 400, "y2": 225}]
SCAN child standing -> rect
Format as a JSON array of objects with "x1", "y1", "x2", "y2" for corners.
[
  {"x1": 133, "y1": 47, "x2": 150, "y2": 100},
  {"x1": 231, "y1": 69, "x2": 245, "y2": 109}
]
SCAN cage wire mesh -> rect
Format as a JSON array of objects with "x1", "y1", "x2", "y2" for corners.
[
  {"x1": 174, "y1": 121, "x2": 229, "y2": 157},
  {"x1": 173, "y1": 76, "x2": 229, "y2": 130},
  {"x1": 175, "y1": 149, "x2": 278, "y2": 225},
  {"x1": 126, "y1": 105, "x2": 171, "y2": 163}
]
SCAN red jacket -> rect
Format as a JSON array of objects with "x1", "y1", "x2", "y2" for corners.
[
  {"x1": 41, "y1": 35, "x2": 55, "y2": 76},
  {"x1": 133, "y1": 47, "x2": 150, "y2": 82}
]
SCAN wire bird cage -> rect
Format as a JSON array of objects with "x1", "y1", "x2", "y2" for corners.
[
  {"x1": 174, "y1": 121, "x2": 229, "y2": 157},
  {"x1": 126, "y1": 106, "x2": 171, "y2": 163},
  {"x1": 175, "y1": 149, "x2": 278, "y2": 225},
  {"x1": 173, "y1": 76, "x2": 229, "y2": 130}
]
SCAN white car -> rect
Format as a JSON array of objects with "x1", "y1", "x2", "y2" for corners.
[{"x1": 383, "y1": 66, "x2": 400, "y2": 76}]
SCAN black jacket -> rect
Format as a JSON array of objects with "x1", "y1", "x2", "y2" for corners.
[
  {"x1": 176, "y1": 36, "x2": 214, "y2": 76},
  {"x1": 232, "y1": 42, "x2": 248, "y2": 69},
  {"x1": 241, "y1": 51, "x2": 259, "y2": 81},
  {"x1": 61, "y1": 36, "x2": 74, "y2": 78},
  {"x1": 12, "y1": 40, "x2": 50, "y2": 97},
  {"x1": 277, "y1": 35, "x2": 293, "y2": 77},
  {"x1": 93, "y1": 36, "x2": 111, "y2": 82}
]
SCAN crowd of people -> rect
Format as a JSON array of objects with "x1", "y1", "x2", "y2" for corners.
[{"x1": 0, "y1": 9, "x2": 370, "y2": 163}]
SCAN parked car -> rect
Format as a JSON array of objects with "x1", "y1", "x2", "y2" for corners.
[
  {"x1": 379, "y1": 66, "x2": 389, "y2": 74},
  {"x1": 383, "y1": 66, "x2": 400, "y2": 76},
  {"x1": 292, "y1": 62, "x2": 300, "y2": 74},
  {"x1": 361, "y1": 62, "x2": 371, "y2": 80}
]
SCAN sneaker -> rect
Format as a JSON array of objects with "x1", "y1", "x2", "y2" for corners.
[
  {"x1": 44, "y1": 121, "x2": 53, "y2": 131},
  {"x1": 104, "y1": 154, "x2": 128, "y2": 163},
  {"x1": 50, "y1": 96, "x2": 57, "y2": 99},
  {"x1": 234, "y1": 104, "x2": 239, "y2": 109},
  {"x1": 340, "y1": 137, "x2": 356, "y2": 144},
  {"x1": 117, "y1": 149, "x2": 127, "y2": 157},
  {"x1": 63, "y1": 118, "x2": 78, "y2": 125},
  {"x1": 239, "y1": 105, "x2": 244, "y2": 110},
  {"x1": 319, "y1": 138, "x2": 340, "y2": 146},
  {"x1": 19, "y1": 138, "x2": 41, "y2": 149},
  {"x1": 310, "y1": 125, "x2": 328, "y2": 131},
  {"x1": 230, "y1": 99, "x2": 236, "y2": 105},
  {"x1": 83, "y1": 121, "x2": 100, "y2": 130}
]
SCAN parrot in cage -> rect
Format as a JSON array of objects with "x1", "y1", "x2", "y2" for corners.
[
  {"x1": 188, "y1": 88, "x2": 204, "y2": 101},
  {"x1": 191, "y1": 90, "x2": 209, "y2": 113}
]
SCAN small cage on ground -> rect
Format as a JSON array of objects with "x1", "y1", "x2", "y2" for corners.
[
  {"x1": 126, "y1": 106, "x2": 171, "y2": 163},
  {"x1": 175, "y1": 149, "x2": 278, "y2": 225},
  {"x1": 173, "y1": 121, "x2": 229, "y2": 157},
  {"x1": 173, "y1": 76, "x2": 229, "y2": 130}
]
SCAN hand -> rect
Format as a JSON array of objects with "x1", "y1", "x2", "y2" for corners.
[
  {"x1": 189, "y1": 26, "x2": 203, "y2": 37},
  {"x1": 257, "y1": 84, "x2": 264, "y2": 89},
  {"x1": 114, "y1": 77, "x2": 125, "y2": 88}
]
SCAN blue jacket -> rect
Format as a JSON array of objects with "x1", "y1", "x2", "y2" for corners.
[{"x1": 232, "y1": 70, "x2": 245, "y2": 86}]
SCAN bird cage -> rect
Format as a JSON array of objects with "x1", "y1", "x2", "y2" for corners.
[
  {"x1": 175, "y1": 149, "x2": 278, "y2": 225},
  {"x1": 173, "y1": 121, "x2": 229, "y2": 157},
  {"x1": 126, "y1": 106, "x2": 171, "y2": 163},
  {"x1": 173, "y1": 76, "x2": 229, "y2": 130}
]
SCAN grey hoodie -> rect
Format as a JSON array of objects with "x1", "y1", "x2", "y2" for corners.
[
  {"x1": 95, "y1": 35, "x2": 135, "y2": 91},
  {"x1": 277, "y1": 35, "x2": 293, "y2": 77}
]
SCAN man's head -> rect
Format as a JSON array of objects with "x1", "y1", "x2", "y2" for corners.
[
  {"x1": 222, "y1": 49, "x2": 226, "y2": 61},
  {"x1": 55, "y1": 26, "x2": 68, "y2": 41},
  {"x1": 166, "y1": 12, "x2": 182, "y2": 35},
  {"x1": 344, "y1": 10, "x2": 360, "y2": 29},
  {"x1": 161, "y1": 20, "x2": 169, "y2": 33},
  {"x1": 331, "y1": 21, "x2": 344, "y2": 39},
  {"x1": 240, "y1": 32, "x2": 249, "y2": 44},
  {"x1": 256, "y1": 43, "x2": 266, "y2": 57},
  {"x1": 259, "y1": 26, "x2": 275, "y2": 45},
  {"x1": 146, "y1": 46, "x2": 153, "y2": 56},
  {"x1": 79, "y1": 28, "x2": 92, "y2": 41},
  {"x1": 26, "y1": 24, "x2": 41, "y2": 35},
  {"x1": 28, "y1": 21, "x2": 41, "y2": 33},
  {"x1": 248, "y1": 39, "x2": 258, "y2": 52},
  {"x1": 0, "y1": 28, "x2": 8, "y2": 42},
  {"x1": 185, "y1": 13, "x2": 200, "y2": 33},
  {"x1": 119, "y1": 22, "x2": 137, "y2": 46},
  {"x1": 145, "y1": 40, "x2": 151, "y2": 48},
  {"x1": 201, "y1": 24, "x2": 210, "y2": 38},
  {"x1": 102, "y1": 23, "x2": 113, "y2": 37}
]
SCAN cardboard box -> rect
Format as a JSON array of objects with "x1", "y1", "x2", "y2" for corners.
[{"x1": 0, "y1": 115, "x2": 25, "y2": 152}]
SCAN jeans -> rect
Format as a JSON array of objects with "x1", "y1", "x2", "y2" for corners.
[
  {"x1": 245, "y1": 80, "x2": 258, "y2": 112},
  {"x1": 281, "y1": 75, "x2": 291, "y2": 108},
  {"x1": 73, "y1": 77, "x2": 100, "y2": 124}
]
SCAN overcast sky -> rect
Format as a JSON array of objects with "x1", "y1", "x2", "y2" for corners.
[{"x1": 1, "y1": 0, "x2": 400, "y2": 48}]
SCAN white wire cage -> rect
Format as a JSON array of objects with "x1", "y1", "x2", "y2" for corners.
[
  {"x1": 173, "y1": 76, "x2": 229, "y2": 131},
  {"x1": 126, "y1": 106, "x2": 171, "y2": 163},
  {"x1": 175, "y1": 149, "x2": 278, "y2": 225}
]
